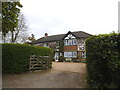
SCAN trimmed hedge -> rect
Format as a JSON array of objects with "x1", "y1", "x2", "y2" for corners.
[
  {"x1": 2, "y1": 43, "x2": 52, "y2": 74},
  {"x1": 86, "y1": 33, "x2": 120, "y2": 88}
]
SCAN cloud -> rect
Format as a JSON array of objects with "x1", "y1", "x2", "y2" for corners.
[{"x1": 20, "y1": 0, "x2": 119, "y2": 39}]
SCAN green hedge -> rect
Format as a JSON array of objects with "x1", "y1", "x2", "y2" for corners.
[
  {"x1": 86, "y1": 33, "x2": 120, "y2": 88},
  {"x1": 2, "y1": 43, "x2": 52, "y2": 74}
]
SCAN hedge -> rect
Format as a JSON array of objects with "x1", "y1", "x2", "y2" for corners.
[
  {"x1": 2, "y1": 43, "x2": 52, "y2": 74},
  {"x1": 86, "y1": 33, "x2": 120, "y2": 88}
]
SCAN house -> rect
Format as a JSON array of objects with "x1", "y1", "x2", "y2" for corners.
[{"x1": 32, "y1": 31, "x2": 92, "y2": 62}]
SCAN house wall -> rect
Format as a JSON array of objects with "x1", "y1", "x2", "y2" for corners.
[
  {"x1": 34, "y1": 38, "x2": 86, "y2": 62},
  {"x1": 34, "y1": 41, "x2": 62, "y2": 61},
  {"x1": 77, "y1": 39, "x2": 86, "y2": 61},
  {"x1": 63, "y1": 33, "x2": 86, "y2": 61},
  {"x1": 64, "y1": 46, "x2": 77, "y2": 52}
]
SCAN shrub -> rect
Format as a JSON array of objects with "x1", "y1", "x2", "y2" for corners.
[
  {"x1": 2, "y1": 43, "x2": 52, "y2": 74},
  {"x1": 72, "y1": 58, "x2": 80, "y2": 63},
  {"x1": 59, "y1": 56, "x2": 65, "y2": 62},
  {"x1": 86, "y1": 33, "x2": 120, "y2": 88}
]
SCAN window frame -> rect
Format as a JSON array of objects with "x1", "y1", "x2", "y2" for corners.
[
  {"x1": 64, "y1": 39, "x2": 77, "y2": 46},
  {"x1": 64, "y1": 52, "x2": 77, "y2": 58}
]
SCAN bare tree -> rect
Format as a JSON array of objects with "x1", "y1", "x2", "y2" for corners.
[
  {"x1": 13, "y1": 13, "x2": 29, "y2": 43},
  {"x1": 2, "y1": 13, "x2": 29, "y2": 43}
]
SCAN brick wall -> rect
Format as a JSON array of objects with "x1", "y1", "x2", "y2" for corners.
[{"x1": 64, "y1": 45, "x2": 77, "y2": 52}]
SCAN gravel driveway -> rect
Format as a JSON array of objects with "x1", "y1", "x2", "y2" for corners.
[{"x1": 2, "y1": 62, "x2": 87, "y2": 88}]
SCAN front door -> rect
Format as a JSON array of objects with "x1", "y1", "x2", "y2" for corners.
[{"x1": 54, "y1": 52, "x2": 59, "y2": 62}]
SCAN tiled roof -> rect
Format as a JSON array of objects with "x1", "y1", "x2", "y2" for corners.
[
  {"x1": 32, "y1": 31, "x2": 92, "y2": 44},
  {"x1": 72, "y1": 31, "x2": 92, "y2": 38}
]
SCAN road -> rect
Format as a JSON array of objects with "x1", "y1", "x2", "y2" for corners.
[{"x1": 2, "y1": 62, "x2": 87, "y2": 88}]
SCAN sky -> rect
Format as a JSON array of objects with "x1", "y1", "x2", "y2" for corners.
[{"x1": 20, "y1": 0, "x2": 119, "y2": 39}]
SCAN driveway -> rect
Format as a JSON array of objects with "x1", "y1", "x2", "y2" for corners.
[{"x1": 2, "y1": 62, "x2": 87, "y2": 88}]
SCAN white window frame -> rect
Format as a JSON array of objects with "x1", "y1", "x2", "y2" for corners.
[
  {"x1": 64, "y1": 39, "x2": 77, "y2": 46},
  {"x1": 64, "y1": 52, "x2": 77, "y2": 58}
]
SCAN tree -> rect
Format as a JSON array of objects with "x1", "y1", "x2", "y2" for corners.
[
  {"x1": 11, "y1": 13, "x2": 29, "y2": 43},
  {"x1": 0, "y1": 2, "x2": 2, "y2": 31},
  {"x1": 1, "y1": 13, "x2": 29, "y2": 44},
  {"x1": 1, "y1": 2, "x2": 22, "y2": 43},
  {"x1": 28, "y1": 34, "x2": 36, "y2": 42},
  {"x1": 0, "y1": 17, "x2": 1, "y2": 33}
]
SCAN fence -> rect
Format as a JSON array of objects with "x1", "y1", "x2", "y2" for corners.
[{"x1": 29, "y1": 55, "x2": 52, "y2": 71}]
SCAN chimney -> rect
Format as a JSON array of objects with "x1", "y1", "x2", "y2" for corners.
[{"x1": 45, "y1": 33, "x2": 48, "y2": 38}]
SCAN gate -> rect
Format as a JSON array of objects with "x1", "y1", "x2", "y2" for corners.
[{"x1": 29, "y1": 55, "x2": 52, "y2": 71}]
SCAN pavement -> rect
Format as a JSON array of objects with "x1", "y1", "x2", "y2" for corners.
[{"x1": 2, "y1": 62, "x2": 87, "y2": 88}]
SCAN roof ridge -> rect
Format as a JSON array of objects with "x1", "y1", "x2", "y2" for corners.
[
  {"x1": 44, "y1": 31, "x2": 85, "y2": 37},
  {"x1": 47, "y1": 33, "x2": 66, "y2": 37},
  {"x1": 72, "y1": 31, "x2": 92, "y2": 35},
  {"x1": 33, "y1": 31, "x2": 92, "y2": 44},
  {"x1": 36, "y1": 33, "x2": 66, "y2": 41}
]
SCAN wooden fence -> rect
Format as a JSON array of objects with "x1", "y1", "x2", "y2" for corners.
[{"x1": 29, "y1": 55, "x2": 52, "y2": 71}]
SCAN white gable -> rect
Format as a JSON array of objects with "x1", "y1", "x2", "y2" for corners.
[{"x1": 64, "y1": 34, "x2": 76, "y2": 39}]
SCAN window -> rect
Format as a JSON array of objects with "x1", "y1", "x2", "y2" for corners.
[
  {"x1": 78, "y1": 39, "x2": 85, "y2": 46},
  {"x1": 64, "y1": 52, "x2": 77, "y2": 58},
  {"x1": 78, "y1": 40, "x2": 85, "y2": 51},
  {"x1": 64, "y1": 39, "x2": 77, "y2": 46},
  {"x1": 56, "y1": 42, "x2": 59, "y2": 48},
  {"x1": 43, "y1": 43, "x2": 49, "y2": 47},
  {"x1": 68, "y1": 39, "x2": 72, "y2": 45},
  {"x1": 72, "y1": 39, "x2": 77, "y2": 45},
  {"x1": 64, "y1": 40, "x2": 68, "y2": 45},
  {"x1": 43, "y1": 43, "x2": 47, "y2": 47}
]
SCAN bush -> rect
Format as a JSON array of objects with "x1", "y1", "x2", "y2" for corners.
[
  {"x1": 72, "y1": 58, "x2": 80, "y2": 63},
  {"x1": 86, "y1": 33, "x2": 120, "y2": 88},
  {"x1": 2, "y1": 43, "x2": 52, "y2": 74},
  {"x1": 59, "y1": 56, "x2": 65, "y2": 62}
]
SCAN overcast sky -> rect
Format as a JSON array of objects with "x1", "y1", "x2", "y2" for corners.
[{"x1": 20, "y1": 0, "x2": 119, "y2": 39}]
